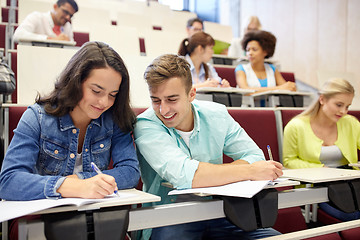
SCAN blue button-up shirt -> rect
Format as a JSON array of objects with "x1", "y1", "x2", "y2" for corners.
[
  {"x1": 134, "y1": 100, "x2": 264, "y2": 204},
  {"x1": 0, "y1": 104, "x2": 140, "y2": 200},
  {"x1": 134, "y1": 100, "x2": 265, "y2": 240},
  {"x1": 185, "y1": 54, "x2": 222, "y2": 84}
]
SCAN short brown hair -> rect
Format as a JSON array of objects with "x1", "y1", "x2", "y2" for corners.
[
  {"x1": 241, "y1": 30, "x2": 276, "y2": 58},
  {"x1": 144, "y1": 54, "x2": 192, "y2": 94}
]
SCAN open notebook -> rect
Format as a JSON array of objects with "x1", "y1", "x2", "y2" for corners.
[
  {"x1": 169, "y1": 179, "x2": 290, "y2": 198},
  {"x1": 0, "y1": 192, "x2": 135, "y2": 223}
]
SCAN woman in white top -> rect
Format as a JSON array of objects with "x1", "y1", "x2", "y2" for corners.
[
  {"x1": 235, "y1": 30, "x2": 296, "y2": 93},
  {"x1": 178, "y1": 32, "x2": 230, "y2": 89}
]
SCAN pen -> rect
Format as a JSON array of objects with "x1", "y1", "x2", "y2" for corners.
[
  {"x1": 91, "y1": 162, "x2": 120, "y2": 196},
  {"x1": 267, "y1": 145, "x2": 274, "y2": 161}
]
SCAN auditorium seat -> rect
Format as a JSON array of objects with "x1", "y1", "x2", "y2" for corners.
[
  {"x1": 214, "y1": 65, "x2": 236, "y2": 87},
  {"x1": 226, "y1": 108, "x2": 279, "y2": 163},
  {"x1": 73, "y1": 31, "x2": 89, "y2": 47},
  {"x1": 1, "y1": 7, "x2": 18, "y2": 23},
  {"x1": 9, "y1": 50, "x2": 17, "y2": 103},
  {"x1": 0, "y1": 23, "x2": 7, "y2": 51},
  {"x1": 8, "y1": 106, "x2": 27, "y2": 142},
  {"x1": 214, "y1": 65, "x2": 296, "y2": 88}
]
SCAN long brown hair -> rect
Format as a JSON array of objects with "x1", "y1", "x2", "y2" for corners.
[
  {"x1": 178, "y1": 31, "x2": 215, "y2": 80},
  {"x1": 36, "y1": 41, "x2": 136, "y2": 132}
]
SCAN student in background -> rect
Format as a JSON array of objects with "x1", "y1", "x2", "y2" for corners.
[
  {"x1": 283, "y1": 78, "x2": 360, "y2": 221},
  {"x1": 0, "y1": 42, "x2": 140, "y2": 201},
  {"x1": 235, "y1": 30, "x2": 296, "y2": 93},
  {"x1": 228, "y1": 16, "x2": 262, "y2": 58},
  {"x1": 178, "y1": 31, "x2": 230, "y2": 88},
  {"x1": 134, "y1": 54, "x2": 283, "y2": 240},
  {"x1": 186, "y1": 17, "x2": 203, "y2": 37},
  {"x1": 13, "y1": 0, "x2": 78, "y2": 42}
]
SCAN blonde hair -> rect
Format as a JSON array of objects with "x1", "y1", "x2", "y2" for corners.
[
  {"x1": 300, "y1": 78, "x2": 355, "y2": 118},
  {"x1": 245, "y1": 16, "x2": 262, "y2": 32}
]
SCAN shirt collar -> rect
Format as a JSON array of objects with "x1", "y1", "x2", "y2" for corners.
[{"x1": 59, "y1": 112, "x2": 102, "y2": 131}]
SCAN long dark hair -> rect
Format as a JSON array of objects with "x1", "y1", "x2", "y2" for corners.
[
  {"x1": 178, "y1": 31, "x2": 215, "y2": 80},
  {"x1": 36, "y1": 41, "x2": 136, "y2": 132}
]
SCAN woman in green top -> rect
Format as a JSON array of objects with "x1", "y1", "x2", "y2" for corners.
[{"x1": 283, "y1": 78, "x2": 360, "y2": 221}]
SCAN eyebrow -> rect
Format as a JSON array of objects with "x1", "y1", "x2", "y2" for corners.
[
  {"x1": 91, "y1": 83, "x2": 119, "y2": 93},
  {"x1": 150, "y1": 94, "x2": 180, "y2": 99}
]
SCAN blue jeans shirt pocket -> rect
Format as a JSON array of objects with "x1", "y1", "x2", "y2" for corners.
[
  {"x1": 39, "y1": 139, "x2": 68, "y2": 175},
  {"x1": 91, "y1": 137, "x2": 111, "y2": 170}
]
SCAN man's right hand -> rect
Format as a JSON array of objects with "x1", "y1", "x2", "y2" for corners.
[
  {"x1": 249, "y1": 160, "x2": 283, "y2": 181},
  {"x1": 48, "y1": 33, "x2": 70, "y2": 41}
]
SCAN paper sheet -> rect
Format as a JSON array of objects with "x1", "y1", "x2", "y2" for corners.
[{"x1": 169, "y1": 180, "x2": 271, "y2": 198}]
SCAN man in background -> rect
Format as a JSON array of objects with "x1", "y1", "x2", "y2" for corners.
[
  {"x1": 186, "y1": 17, "x2": 203, "y2": 37},
  {"x1": 13, "y1": 0, "x2": 78, "y2": 42}
]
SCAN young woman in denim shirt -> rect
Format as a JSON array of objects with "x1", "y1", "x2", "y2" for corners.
[{"x1": 0, "y1": 41, "x2": 140, "y2": 201}]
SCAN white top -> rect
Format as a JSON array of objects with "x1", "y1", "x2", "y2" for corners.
[
  {"x1": 176, "y1": 129, "x2": 193, "y2": 148},
  {"x1": 242, "y1": 63, "x2": 276, "y2": 88},
  {"x1": 13, "y1": 11, "x2": 74, "y2": 42},
  {"x1": 319, "y1": 145, "x2": 346, "y2": 168}
]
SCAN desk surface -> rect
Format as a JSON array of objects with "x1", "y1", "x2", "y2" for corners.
[
  {"x1": 283, "y1": 168, "x2": 360, "y2": 183},
  {"x1": 0, "y1": 188, "x2": 160, "y2": 222},
  {"x1": 251, "y1": 90, "x2": 313, "y2": 97},
  {"x1": 196, "y1": 87, "x2": 254, "y2": 94},
  {"x1": 18, "y1": 38, "x2": 77, "y2": 46}
]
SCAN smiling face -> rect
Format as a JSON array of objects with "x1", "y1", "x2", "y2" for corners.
[
  {"x1": 70, "y1": 67, "x2": 122, "y2": 125},
  {"x1": 150, "y1": 77, "x2": 196, "y2": 132},
  {"x1": 319, "y1": 93, "x2": 354, "y2": 123},
  {"x1": 246, "y1": 40, "x2": 267, "y2": 64}
]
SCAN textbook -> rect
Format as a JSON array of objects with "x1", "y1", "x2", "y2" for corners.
[
  {"x1": 0, "y1": 192, "x2": 135, "y2": 223},
  {"x1": 213, "y1": 39, "x2": 231, "y2": 54}
]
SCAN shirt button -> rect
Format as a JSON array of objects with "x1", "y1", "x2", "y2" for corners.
[
  {"x1": 72, "y1": 129, "x2": 77, "y2": 134},
  {"x1": 70, "y1": 153, "x2": 75, "y2": 158},
  {"x1": 171, "y1": 199, "x2": 175, "y2": 202},
  {"x1": 54, "y1": 150, "x2": 59, "y2": 154},
  {"x1": 85, "y1": 149, "x2": 88, "y2": 152},
  {"x1": 100, "y1": 144, "x2": 104, "y2": 148}
]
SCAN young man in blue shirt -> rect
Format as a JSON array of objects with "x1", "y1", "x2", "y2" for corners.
[{"x1": 134, "y1": 54, "x2": 283, "y2": 240}]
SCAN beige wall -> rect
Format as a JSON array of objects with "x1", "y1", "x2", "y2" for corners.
[{"x1": 239, "y1": 0, "x2": 360, "y2": 108}]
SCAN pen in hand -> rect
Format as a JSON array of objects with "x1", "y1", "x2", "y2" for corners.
[
  {"x1": 91, "y1": 162, "x2": 120, "y2": 197},
  {"x1": 267, "y1": 145, "x2": 274, "y2": 161}
]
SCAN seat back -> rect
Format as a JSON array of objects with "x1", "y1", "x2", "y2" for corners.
[
  {"x1": 280, "y1": 72, "x2": 295, "y2": 82},
  {"x1": 225, "y1": 108, "x2": 279, "y2": 163},
  {"x1": 8, "y1": 106, "x2": 27, "y2": 142},
  {"x1": 214, "y1": 66, "x2": 236, "y2": 87},
  {"x1": 73, "y1": 32, "x2": 89, "y2": 47}
]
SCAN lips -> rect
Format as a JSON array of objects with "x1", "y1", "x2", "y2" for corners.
[{"x1": 162, "y1": 113, "x2": 176, "y2": 120}]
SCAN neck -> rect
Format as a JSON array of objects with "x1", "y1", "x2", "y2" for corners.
[
  {"x1": 312, "y1": 111, "x2": 337, "y2": 128},
  {"x1": 250, "y1": 60, "x2": 265, "y2": 71},
  {"x1": 70, "y1": 111, "x2": 91, "y2": 130},
  {"x1": 190, "y1": 55, "x2": 202, "y2": 74}
]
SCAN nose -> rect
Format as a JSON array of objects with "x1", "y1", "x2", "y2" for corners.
[
  {"x1": 159, "y1": 102, "x2": 170, "y2": 116},
  {"x1": 98, "y1": 95, "x2": 109, "y2": 107}
]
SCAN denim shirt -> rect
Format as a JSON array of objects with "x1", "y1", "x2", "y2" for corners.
[{"x1": 0, "y1": 104, "x2": 140, "y2": 200}]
